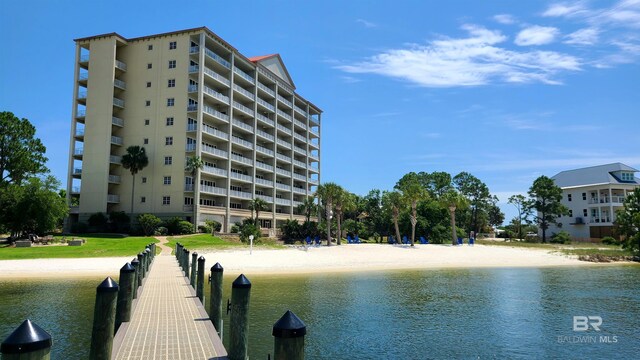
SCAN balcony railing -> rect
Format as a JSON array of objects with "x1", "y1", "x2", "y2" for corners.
[
  {"x1": 276, "y1": 168, "x2": 291, "y2": 177},
  {"x1": 293, "y1": 159, "x2": 307, "y2": 168},
  {"x1": 257, "y1": 97, "x2": 275, "y2": 112},
  {"x1": 113, "y1": 97, "x2": 125, "y2": 108},
  {"x1": 276, "y1": 183, "x2": 291, "y2": 191},
  {"x1": 188, "y1": 84, "x2": 198, "y2": 93},
  {"x1": 233, "y1": 101, "x2": 254, "y2": 117},
  {"x1": 276, "y1": 124, "x2": 292, "y2": 135},
  {"x1": 232, "y1": 118, "x2": 254, "y2": 133},
  {"x1": 203, "y1": 165, "x2": 228, "y2": 177},
  {"x1": 75, "y1": 128, "x2": 85, "y2": 137},
  {"x1": 187, "y1": 123, "x2": 197, "y2": 131},
  {"x1": 189, "y1": 65, "x2": 199, "y2": 73},
  {"x1": 111, "y1": 136, "x2": 123, "y2": 145},
  {"x1": 79, "y1": 73, "x2": 88, "y2": 81},
  {"x1": 190, "y1": 45, "x2": 199, "y2": 54},
  {"x1": 256, "y1": 178, "x2": 274, "y2": 187},
  {"x1": 589, "y1": 196, "x2": 626, "y2": 204},
  {"x1": 76, "y1": 109, "x2": 86, "y2": 118},
  {"x1": 293, "y1": 119, "x2": 307, "y2": 130},
  {"x1": 275, "y1": 198, "x2": 292, "y2": 206},
  {"x1": 186, "y1": 144, "x2": 196, "y2": 151},
  {"x1": 73, "y1": 148, "x2": 83, "y2": 156},
  {"x1": 78, "y1": 91, "x2": 87, "y2": 100},
  {"x1": 232, "y1": 136, "x2": 253, "y2": 149},
  {"x1": 277, "y1": 139, "x2": 291, "y2": 149},
  {"x1": 233, "y1": 67, "x2": 255, "y2": 84},
  {"x1": 231, "y1": 153, "x2": 252, "y2": 165},
  {"x1": 114, "y1": 78, "x2": 126, "y2": 90},
  {"x1": 309, "y1": 127, "x2": 319, "y2": 136},
  {"x1": 256, "y1": 129, "x2": 274, "y2": 142},
  {"x1": 293, "y1": 186, "x2": 306, "y2": 194},
  {"x1": 231, "y1": 172, "x2": 253, "y2": 182},
  {"x1": 256, "y1": 161, "x2": 274, "y2": 172},
  {"x1": 115, "y1": 60, "x2": 127, "y2": 71},
  {"x1": 233, "y1": 84, "x2": 255, "y2": 100},
  {"x1": 294, "y1": 146, "x2": 306, "y2": 155},
  {"x1": 277, "y1": 95, "x2": 292, "y2": 108},
  {"x1": 309, "y1": 116, "x2": 320, "y2": 125},
  {"x1": 293, "y1": 173, "x2": 306, "y2": 181},
  {"x1": 73, "y1": 168, "x2": 82, "y2": 175},
  {"x1": 110, "y1": 155, "x2": 122, "y2": 164},
  {"x1": 185, "y1": 184, "x2": 194, "y2": 191},
  {"x1": 202, "y1": 143, "x2": 228, "y2": 158},
  {"x1": 107, "y1": 194, "x2": 120, "y2": 203},
  {"x1": 257, "y1": 113, "x2": 275, "y2": 127},
  {"x1": 202, "y1": 85, "x2": 230, "y2": 104},
  {"x1": 71, "y1": 186, "x2": 81, "y2": 193},
  {"x1": 205, "y1": 48, "x2": 231, "y2": 69},
  {"x1": 294, "y1": 133, "x2": 306, "y2": 142},
  {"x1": 80, "y1": 54, "x2": 89, "y2": 62},
  {"x1": 256, "y1": 145, "x2": 274, "y2": 156},
  {"x1": 309, "y1": 152, "x2": 319, "y2": 160},
  {"x1": 230, "y1": 189, "x2": 253, "y2": 199},
  {"x1": 309, "y1": 178, "x2": 319, "y2": 185},
  {"x1": 112, "y1": 116, "x2": 124, "y2": 127},
  {"x1": 294, "y1": 105, "x2": 307, "y2": 116},
  {"x1": 201, "y1": 105, "x2": 230, "y2": 122},
  {"x1": 276, "y1": 153, "x2": 291, "y2": 163},
  {"x1": 202, "y1": 124, "x2": 229, "y2": 139},
  {"x1": 108, "y1": 174, "x2": 121, "y2": 183},
  {"x1": 256, "y1": 194, "x2": 273, "y2": 203},
  {"x1": 200, "y1": 184, "x2": 227, "y2": 195},
  {"x1": 277, "y1": 109, "x2": 292, "y2": 122},
  {"x1": 204, "y1": 67, "x2": 230, "y2": 86},
  {"x1": 257, "y1": 82, "x2": 275, "y2": 97}
]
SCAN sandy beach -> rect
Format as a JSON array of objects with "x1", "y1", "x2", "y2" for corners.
[{"x1": 0, "y1": 243, "x2": 597, "y2": 279}]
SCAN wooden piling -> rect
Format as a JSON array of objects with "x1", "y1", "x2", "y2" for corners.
[
  {"x1": 115, "y1": 263, "x2": 135, "y2": 332},
  {"x1": 196, "y1": 256, "x2": 205, "y2": 302},
  {"x1": 130, "y1": 258, "x2": 140, "y2": 299},
  {"x1": 1, "y1": 319, "x2": 52, "y2": 360},
  {"x1": 184, "y1": 249, "x2": 190, "y2": 278},
  {"x1": 229, "y1": 274, "x2": 251, "y2": 360},
  {"x1": 89, "y1": 277, "x2": 119, "y2": 360},
  {"x1": 137, "y1": 253, "x2": 145, "y2": 279},
  {"x1": 209, "y1": 262, "x2": 224, "y2": 334},
  {"x1": 190, "y1": 252, "x2": 198, "y2": 287},
  {"x1": 272, "y1": 310, "x2": 306, "y2": 360}
]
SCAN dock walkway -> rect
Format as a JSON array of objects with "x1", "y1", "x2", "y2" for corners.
[{"x1": 112, "y1": 241, "x2": 226, "y2": 360}]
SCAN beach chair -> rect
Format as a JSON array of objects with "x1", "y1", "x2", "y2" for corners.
[
  {"x1": 355, "y1": 235, "x2": 360, "y2": 244},
  {"x1": 387, "y1": 236, "x2": 395, "y2": 244},
  {"x1": 347, "y1": 235, "x2": 354, "y2": 244},
  {"x1": 305, "y1": 236, "x2": 312, "y2": 246},
  {"x1": 469, "y1": 237, "x2": 475, "y2": 246},
  {"x1": 457, "y1": 237, "x2": 463, "y2": 246},
  {"x1": 419, "y1": 236, "x2": 428, "y2": 245},
  {"x1": 402, "y1": 236, "x2": 409, "y2": 245},
  {"x1": 314, "y1": 236, "x2": 321, "y2": 246}
]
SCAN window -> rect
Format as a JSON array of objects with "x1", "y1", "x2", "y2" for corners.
[
  {"x1": 163, "y1": 176, "x2": 172, "y2": 185},
  {"x1": 167, "y1": 98, "x2": 174, "y2": 107},
  {"x1": 166, "y1": 117, "x2": 174, "y2": 126},
  {"x1": 148, "y1": 44, "x2": 153, "y2": 50},
  {"x1": 144, "y1": 119, "x2": 150, "y2": 125},
  {"x1": 145, "y1": 100, "x2": 151, "y2": 106},
  {"x1": 583, "y1": 209, "x2": 588, "y2": 217},
  {"x1": 165, "y1": 136, "x2": 173, "y2": 145},
  {"x1": 147, "y1": 63, "x2": 152, "y2": 69},
  {"x1": 141, "y1": 196, "x2": 146, "y2": 203},
  {"x1": 230, "y1": 185, "x2": 242, "y2": 192},
  {"x1": 230, "y1": 202, "x2": 242, "y2": 209},
  {"x1": 568, "y1": 194, "x2": 572, "y2": 202},
  {"x1": 146, "y1": 82, "x2": 151, "y2": 88},
  {"x1": 582, "y1": 193, "x2": 587, "y2": 201},
  {"x1": 184, "y1": 197, "x2": 194, "y2": 205},
  {"x1": 200, "y1": 198, "x2": 215, "y2": 206},
  {"x1": 169, "y1": 41, "x2": 177, "y2": 50},
  {"x1": 168, "y1": 79, "x2": 175, "y2": 88},
  {"x1": 569, "y1": 210, "x2": 573, "y2": 217},
  {"x1": 162, "y1": 196, "x2": 171, "y2": 205},
  {"x1": 142, "y1": 177, "x2": 147, "y2": 183},
  {"x1": 168, "y1": 60, "x2": 176, "y2": 69},
  {"x1": 164, "y1": 156, "x2": 172, "y2": 165},
  {"x1": 621, "y1": 172, "x2": 634, "y2": 181},
  {"x1": 143, "y1": 138, "x2": 149, "y2": 145}
]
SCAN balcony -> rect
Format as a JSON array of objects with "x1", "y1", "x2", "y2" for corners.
[
  {"x1": 73, "y1": 168, "x2": 82, "y2": 176},
  {"x1": 77, "y1": 91, "x2": 87, "y2": 103},
  {"x1": 203, "y1": 85, "x2": 230, "y2": 104},
  {"x1": 186, "y1": 144, "x2": 196, "y2": 152},
  {"x1": 256, "y1": 145, "x2": 274, "y2": 156},
  {"x1": 257, "y1": 113, "x2": 275, "y2": 127},
  {"x1": 308, "y1": 165, "x2": 319, "y2": 173},
  {"x1": 71, "y1": 186, "x2": 81, "y2": 194},
  {"x1": 309, "y1": 127, "x2": 319, "y2": 136},
  {"x1": 201, "y1": 143, "x2": 228, "y2": 158},
  {"x1": 75, "y1": 128, "x2": 85, "y2": 138},
  {"x1": 231, "y1": 153, "x2": 252, "y2": 166},
  {"x1": 203, "y1": 165, "x2": 228, "y2": 177},
  {"x1": 189, "y1": 65, "x2": 199, "y2": 73},
  {"x1": 231, "y1": 172, "x2": 253, "y2": 183},
  {"x1": 187, "y1": 123, "x2": 197, "y2": 132},
  {"x1": 112, "y1": 116, "x2": 124, "y2": 127},
  {"x1": 114, "y1": 78, "x2": 126, "y2": 90},
  {"x1": 185, "y1": 184, "x2": 194, "y2": 191},
  {"x1": 293, "y1": 146, "x2": 306, "y2": 155},
  {"x1": 276, "y1": 168, "x2": 291, "y2": 177},
  {"x1": 230, "y1": 189, "x2": 253, "y2": 199},
  {"x1": 257, "y1": 98, "x2": 275, "y2": 112},
  {"x1": 293, "y1": 119, "x2": 307, "y2": 130},
  {"x1": 294, "y1": 105, "x2": 307, "y2": 117},
  {"x1": 113, "y1": 97, "x2": 125, "y2": 108},
  {"x1": 293, "y1": 173, "x2": 306, "y2": 181},
  {"x1": 308, "y1": 140, "x2": 320, "y2": 149},
  {"x1": 76, "y1": 109, "x2": 86, "y2": 119},
  {"x1": 108, "y1": 174, "x2": 121, "y2": 184},
  {"x1": 107, "y1": 194, "x2": 120, "y2": 203},
  {"x1": 256, "y1": 161, "x2": 274, "y2": 172},
  {"x1": 256, "y1": 178, "x2": 274, "y2": 187},
  {"x1": 202, "y1": 105, "x2": 230, "y2": 123},
  {"x1": 78, "y1": 73, "x2": 88, "y2": 84},
  {"x1": 233, "y1": 66, "x2": 255, "y2": 84},
  {"x1": 233, "y1": 84, "x2": 255, "y2": 100},
  {"x1": 293, "y1": 159, "x2": 307, "y2": 169},
  {"x1": 293, "y1": 186, "x2": 306, "y2": 194},
  {"x1": 276, "y1": 124, "x2": 292, "y2": 136},
  {"x1": 190, "y1": 45, "x2": 199, "y2": 54},
  {"x1": 79, "y1": 54, "x2": 89, "y2": 63},
  {"x1": 200, "y1": 184, "x2": 228, "y2": 196},
  {"x1": 277, "y1": 95, "x2": 293, "y2": 108},
  {"x1": 257, "y1": 82, "x2": 275, "y2": 97},
  {"x1": 276, "y1": 183, "x2": 291, "y2": 191},
  {"x1": 110, "y1": 155, "x2": 122, "y2": 164},
  {"x1": 232, "y1": 136, "x2": 253, "y2": 150},
  {"x1": 115, "y1": 60, "x2": 127, "y2": 71},
  {"x1": 294, "y1": 133, "x2": 306, "y2": 142},
  {"x1": 73, "y1": 148, "x2": 83, "y2": 158},
  {"x1": 309, "y1": 178, "x2": 319, "y2": 185},
  {"x1": 202, "y1": 124, "x2": 229, "y2": 140},
  {"x1": 276, "y1": 153, "x2": 291, "y2": 163},
  {"x1": 204, "y1": 48, "x2": 231, "y2": 69},
  {"x1": 256, "y1": 129, "x2": 274, "y2": 142},
  {"x1": 232, "y1": 118, "x2": 254, "y2": 133},
  {"x1": 277, "y1": 109, "x2": 292, "y2": 122},
  {"x1": 233, "y1": 101, "x2": 254, "y2": 117},
  {"x1": 256, "y1": 194, "x2": 273, "y2": 203},
  {"x1": 275, "y1": 198, "x2": 292, "y2": 206},
  {"x1": 309, "y1": 152, "x2": 319, "y2": 160},
  {"x1": 588, "y1": 196, "x2": 626, "y2": 204},
  {"x1": 277, "y1": 139, "x2": 291, "y2": 149},
  {"x1": 111, "y1": 135, "x2": 123, "y2": 146},
  {"x1": 204, "y1": 67, "x2": 230, "y2": 87},
  {"x1": 309, "y1": 116, "x2": 320, "y2": 125}
]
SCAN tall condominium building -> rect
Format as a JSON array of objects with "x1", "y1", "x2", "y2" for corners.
[{"x1": 67, "y1": 27, "x2": 321, "y2": 233}]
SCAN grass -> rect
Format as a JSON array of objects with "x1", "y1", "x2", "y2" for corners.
[
  {"x1": 476, "y1": 239, "x2": 634, "y2": 259},
  {"x1": 0, "y1": 235, "x2": 157, "y2": 260},
  {"x1": 165, "y1": 233, "x2": 283, "y2": 253}
]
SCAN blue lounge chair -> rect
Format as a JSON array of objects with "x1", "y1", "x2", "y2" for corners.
[
  {"x1": 388, "y1": 236, "x2": 396, "y2": 244},
  {"x1": 419, "y1": 236, "x2": 428, "y2": 245},
  {"x1": 347, "y1": 235, "x2": 354, "y2": 244},
  {"x1": 305, "y1": 236, "x2": 312, "y2": 246},
  {"x1": 469, "y1": 237, "x2": 475, "y2": 246},
  {"x1": 457, "y1": 237, "x2": 463, "y2": 245},
  {"x1": 314, "y1": 236, "x2": 321, "y2": 246},
  {"x1": 355, "y1": 235, "x2": 360, "y2": 244},
  {"x1": 402, "y1": 236, "x2": 409, "y2": 245}
]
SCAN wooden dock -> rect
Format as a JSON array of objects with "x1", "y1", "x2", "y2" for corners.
[{"x1": 112, "y1": 251, "x2": 227, "y2": 360}]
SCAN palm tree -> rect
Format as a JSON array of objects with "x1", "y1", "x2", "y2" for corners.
[
  {"x1": 185, "y1": 155, "x2": 204, "y2": 232},
  {"x1": 315, "y1": 182, "x2": 341, "y2": 246},
  {"x1": 396, "y1": 173, "x2": 428, "y2": 246},
  {"x1": 297, "y1": 196, "x2": 318, "y2": 223},
  {"x1": 249, "y1": 198, "x2": 268, "y2": 227},
  {"x1": 439, "y1": 189, "x2": 469, "y2": 246},
  {"x1": 382, "y1": 190, "x2": 403, "y2": 244},
  {"x1": 334, "y1": 187, "x2": 354, "y2": 245},
  {"x1": 121, "y1": 145, "x2": 149, "y2": 217}
]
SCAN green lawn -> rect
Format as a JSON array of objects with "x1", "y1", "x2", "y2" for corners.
[
  {"x1": 476, "y1": 239, "x2": 634, "y2": 257},
  {"x1": 165, "y1": 234, "x2": 283, "y2": 253},
  {"x1": 0, "y1": 235, "x2": 157, "y2": 260}
]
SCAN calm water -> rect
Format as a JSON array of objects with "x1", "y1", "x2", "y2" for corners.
[{"x1": 1, "y1": 266, "x2": 639, "y2": 359}]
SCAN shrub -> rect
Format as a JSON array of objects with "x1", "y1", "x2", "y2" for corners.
[
  {"x1": 138, "y1": 213, "x2": 162, "y2": 236},
  {"x1": 230, "y1": 223, "x2": 240, "y2": 233},
  {"x1": 238, "y1": 219, "x2": 260, "y2": 243},
  {"x1": 164, "y1": 217, "x2": 183, "y2": 235},
  {"x1": 88, "y1": 212, "x2": 108, "y2": 232},
  {"x1": 109, "y1": 211, "x2": 130, "y2": 233},
  {"x1": 601, "y1": 236, "x2": 621, "y2": 245},
  {"x1": 205, "y1": 220, "x2": 221, "y2": 234},
  {"x1": 154, "y1": 226, "x2": 168, "y2": 236},
  {"x1": 550, "y1": 231, "x2": 571, "y2": 244},
  {"x1": 177, "y1": 221, "x2": 194, "y2": 235},
  {"x1": 198, "y1": 224, "x2": 212, "y2": 234},
  {"x1": 280, "y1": 219, "x2": 301, "y2": 243}
]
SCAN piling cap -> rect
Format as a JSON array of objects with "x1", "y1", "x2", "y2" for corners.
[
  {"x1": 272, "y1": 310, "x2": 306, "y2": 338},
  {"x1": 1, "y1": 319, "x2": 52, "y2": 354},
  {"x1": 144, "y1": 248, "x2": 151, "y2": 253},
  {"x1": 131, "y1": 258, "x2": 139, "y2": 265},
  {"x1": 138, "y1": 253, "x2": 144, "y2": 258},
  {"x1": 120, "y1": 262, "x2": 135, "y2": 273},
  {"x1": 198, "y1": 256, "x2": 205, "y2": 262},
  {"x1": 211, "y1": 262, "x2": 224, "y2": 272},
  {"x1": 96, "y1": 277, "x2": 119, "y2": 293},
  {"x1": 192, "y1": 252, "x2": 198, "y2": 257},
  {"x1": 232, "y1": 274, "x2": 252, "y2": 288}
]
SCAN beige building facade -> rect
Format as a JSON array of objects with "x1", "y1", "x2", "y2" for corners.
[{"x1": 67, "y1": 27, "x2": 321, "y2": 232}]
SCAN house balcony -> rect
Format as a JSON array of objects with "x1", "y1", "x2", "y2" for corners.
[
  {"x1": 230, "y1": 189, "x2": 253, "y2": 199},
  {"x1": 256, "y1": 129, "x2": 274, "y2": 142},
  {"x1": 73, "y1": 148, "x2": 83, "y2": 159},
  {"x1": 204, "y1": 66, "x2": 230, "y2": 87},
  {"x1": 109, "y1": 155, "x2": 122, "y2": 164},
  {"x1": 204, "y1": 47, "x2": 231, "y2": 69},
  {"x1": 232, "y1": 136, "x2": 253, "y2": 150},
  {"x1": 71, "y1": 186, "x2": 81, "y2": 194},
  {"x1": 293, "y1": 119, "x2": 307, "y2": 130},
  {"x1": 233, "y1": 101, "x2": 254, "y2": 117},
  {"x1": 308, "y1": 165, "x2": 319, "y2": 174},
  {"x1": 186, "y1": 144, "x2": 196, "y2": 152},
  {"x1": 293, "y1": 186, "x2": 306, "y2": 195},
  {"x1": 112, "y1": 116, "x2": 124, "y2": 127},
  {"x1": 233, "y1": 66, "x2": 255, "y2": 85},
  {"x1": 203, "y1": 85, "x2": 230, "y2": 104},
  {"x1": 79, "y1": 54, "x2": 89, "y2": 67},
  {"x1": 257, "y1": 97, "x2": 275, "y2": 112},
  {"x1": 107, "y1": 194, "x2": 120, "y2": 203},
  {"x1": 275, "y1": 198, "x2": 291, "y2": 206},
  {"x1": 111, "y1": 135, "x2": 123, "y2": 146},
  {"x1": 108, "y1": 174, "x2": 121, "y2": 184},
  {"x1": 276, "y1": 139, "x2": 291, "y2": 149},
  {"x1": 293, "y1": 173, "x2": 306, "y2": 181},
  {"x1": 276, "y1": 153, "x2": 291, "y2": 163},
  {"x1": 309, "y1": 178, "x2": 319, "y2": 185},
  {"x1": 308, "y1": 141, "x2": 320, "y2": 149},
  {"x1": 230, "y1": 153, "x2": 252, "y2": 166},
  {"x1": 202, "y1": 124, "x2": 229, "y2": 140},
  {"x1": 588, "y1": 196, "x2": 626, "y2": 205},
  {"x1": 256, "y1": 145, "x2": 274, "y2": 157},
  {"x1": 185, "y1": 184, "x2": 194, "y2": 192},
  {"x1": 277, "y1": 95, "x2": 292, "y2": 109},
  {"x1": 293, "y1": 133, "x2": 306, "y2": 142},
  {"x1": 77, "y1": 91, "x2": 87, "y2": 104},
  {"x1": 114, "y1": 78, "x2": 126, "y2": 90},
  {"x1": 293, "y1": 146, "x2": 306, "y2": 155},
  {"x1": 256, "y1": 178, "x2": 274, "y2": 187},
  {"x1": 257, "y1": 82, "x2": 275, "y2": 98},
  {"x1": 76, "y1": 109, "x2": 86, "y2": 121},
  {"x1": 276, "y1": 124, "x2": 292, "y2": 136},
  {"x1": 203, "y1": 165, "x2": 228, "y2": 177},
  {"x1": 200, "y1": 184, "x2": 228, "y2": 196},
  {"x1": 230, "y1": 172, "x2": 253, "y2": 183},
  {"x1": 256, "y1": 161, "x2": 273, "y2": 172},
  {"x1": 189, "y1": 65, "x2": 200, "y2": 74},
  {"x1": 190, "y1": 45, "x2": 199, "y2": 54},
  {"x1": 78, "y1": 73, "x2": 88, "y2": 85},
  {"x1": 202, "y1": 144, "x2": 228, "y2": 159},
  {"x1": 277, "y1": 109, "x2": 292, "y2": 122},
  {"x1": 293, "y1": 159, "x2": 307, "y2": 169},
  {"x1": 294, "y1": 105, "x2": 307, "y2": 117},
  {"x1": 309, "y1": 116, "x2": 320, "y2": 125},
  {"x1": 255, "y1": 194, "x2": 273, "y2": 203},
  {"x1": 115, "y1": 60, "x2": 127, "y2": 72},
  {"x1": 232, "y1": 118, "x2": 254, "y2": 133},
  {"x1": 74, "y1": 128, "x2": 85, "y2": 139},
  {"x1": 72, "y1": 168, "x2": 82, "y2": 178},
  {"x1": 202, "y1": 105, "x2": 230, "y2": 123},
  {"x1": 276, "y1": 168, "x2": 291, "y2": 177},
  {"x1": 257, "y1": 113, "x2": 275, "y2": 127},
  {"x1": 113, "y1": 97, "x2": 125, "y2": 108},
  {"x1": 276, "y1": 183, "x2": 291, "y2": 191},
  {"x1": 233, "y1": 84, "x2": 255, "y2": 101}
]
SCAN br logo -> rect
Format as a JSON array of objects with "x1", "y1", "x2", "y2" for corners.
[{"x1": 573, "y1": 316, "x2": 602, "y2": 331}]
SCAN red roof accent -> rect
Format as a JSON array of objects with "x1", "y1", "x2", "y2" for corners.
[{"x1": 248, "y1": 54, "x2": 279, "y2": 63}]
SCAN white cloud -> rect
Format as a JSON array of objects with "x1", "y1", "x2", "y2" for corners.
[
  {"x1": 564, "y1": 28, "x2": 600, "y2": 45},
  {"x1": 515, "y1": 26, "x2": 560, "y2": 46},
  {"x1": 542, "y1": 2, "x2": 588, "y2": 17},
  {"x1": 356, "y1": 19, "x2": 377, "y2": 28},
  {"x1": 493, "y1": 14, "x2": 517, "y2": 24},
  {"x1": 340, "y1": 76, "x2": 361, "y2": 83},
  {"x1": 338, "y1": 24, "x2": 581, "y2": 87}
]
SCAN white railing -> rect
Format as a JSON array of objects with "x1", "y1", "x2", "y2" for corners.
[
  {"x1": 230, "y1": 190, "x2": 253, "y2": 199},
  {"x1": 75, "y1": 128, "x2": 85, "y2": 137},
  {"x1": 188, "y1": 84, "x2": 198, "y2": 93},
  {"x1": 187, "y1": 123, "x2": 197, "y2": 131},
  {"x1": 115, "y1": 60, "x2": 127, "y2": 71},
  {"x1": 79, "y1": 73, "x2": 88, "y2": 81},
  {"x1": 205, "y1": 48, "x2": 231, "y2": 68},
  {"x1": 113, "y1": 97, "x2": 125, "y2": 108},
  {"x1": 231, "y1": 172, "x2": 253, "y2": 182},
  {"x1": 256, "y1": 145, "x2": 274, "y2": 156},
  {"x1": 256, "y1": 194, "x2": 273, "y2": 203},
  {"x1": 202, "y1": 124, "x2": 229, "y2": 139},
  {"x1": 257, "y1": 97, "x2": 275, "y2": 112},
  {"x1": 308, "y1": 140, "x2": 320, "y2": 149},
  {"x1": 203, "y1": 85, "x2": 230, "y2": 104},
  {"x1": 277, "y1": 95, "x2": 292, "y2": 108},
  {"x1": 276, "y1": 124, "x2": 292, "y2": 135},
  {"x1": 74, "y1": 148, "x2": 83, "y2": 156},
  {"x1": 257, "y1": 113, "x2": 275, "y2": 127},
  {"x1": 309, "y1": 127, "x2": 319, "y2": 136},
  {"x1": 80, "y1": 54, "x2": 89, "y2": 62},
  {"x1": 111, "y1": 136, "x2": 123, "y2": 145},
  {"x1": 309, "y1": 152, "x2": 319, "y2": 160},
  {"x1": 309, "y1": 178, "x2": 319, "y2": 185},
  {"x1": 294, "y1": 133, "x2": 306, "y2": 142},
  {"x1": 275, "y1": 198, "x2": 291, "y2": 206},
  {"x1": 293, "y1": 119, "x2": 307, "y2": 130},
  {"x1": 189, "y1": 65, "x2": 199, "y2": 73},
  {"x1": 293, "y1": 173, "x2": 306, "y2": 181},
  {"x1": 108, "y1": 174, "x2": 121, "y2": 183},
  {"x1": 203, "y1": 105, "x2": 230, "y2": 122},
  {"x1": 276, "y1": 168, "x2": 291, "y2": 177},
  {"x1": 309, "y1": 116, "x2": 320, "y2": 125},
  {"x1": 233, "y1": 84, "x2": 255, "y2": 100},
  {"x1": 277, "y1": 139, "x2": 291, "y2": 149},
  {"x1": 308, "y1": 165, "x2": 319, "y2": 173},
  {"x1": 294, "y1": 105, "x2": 307, "y2": 116},
  {"x1": 276, "y1": 153, "x2": 291, "y2": 162},
  {"x1": 200, "y1": 184, "x2": 227, "y2": 195},
  {"x1": 114, "y1": 79, "x2": 126, "y2": 89},
  {"x1": 294, "y1": 146, "x2": 306, "y2": 155},
  {"x1": 293, "y1": 186, "x2": 306, "y2": 194},
  {"x1": 76, "y1": 109, "x2": 86, "y2": 117},
  {"x1": 186, "y1": 143, "x2": 196, "y2": 151},
  {"x1": 277, "y1": 109, "x2": 292, "y2": 121},
  {"x1": 71, "y1": 186, "x2": 81, "y2": 193},
  {"x1": 233, "y1": 67, "x2": 255, "y2": 84},
  {"x1": 202, "y1": 143, "x2": 228, "y2": 158},
  {"x1": 190, "y1": 45, "x2": 199, "y2": 54},
  {"x1": 232, "y1": 118, "x2": 254, "y2": 133},
  {"x1": 257, "y1": 82, "x2": 275, "y2": 97},
  {"x1": 107, "y1": 194, "x2": 120, "y2": 203},
  {"x1": 110, "y1": 155, "x2": 121, "y2": 164},
  {"x1": 203, "y1": 66, "x2": 230, "y2": 86},
  {"x1": 78, "y1": 91, "x2": 87, "y2": 99},
  {"x1": 233, "y1": 101, "x2": 254, "y2": 117},
  {"x1": 256, "y1": 129, "x2": 274, "y2": 141},
  {"x1": 203, "y1": 165, "x2": 227, "y2": 177},
  {"x1": 231, "y1": 153, "x2": 253, "y2": 165},
  {"x1": 276, "y1": 183, "x2": 291, "y2": 191},
  {"x1": 232, "y1": 136, "x2": 253, "y2": 149},
  {"x1": 112, "y1": 116, "x2": 124, "y2": 127},
  {"x1": 256, "y1": 161, "x2": 274, "y2": 171},
  {"x1": 256, "y1": 178, "x2": 274, "y2": 187},
  {"x1": 293, "y1": 159, "x2": 307, "y2": 168},
  {"x1": 184, "y1": 184, "x2": 195, "y2": 191}
]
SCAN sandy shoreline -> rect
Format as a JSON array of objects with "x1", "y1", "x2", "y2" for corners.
[{"x1": 0, "y1": 244, "x2": 617, "y2": 279}]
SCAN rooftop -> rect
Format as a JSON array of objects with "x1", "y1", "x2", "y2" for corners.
[{"x1": 551, "y1": 162, "x2": 639, "y2": 188}]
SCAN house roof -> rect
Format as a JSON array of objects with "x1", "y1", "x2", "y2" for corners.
[
  {"x1": 248, "y1": 53, "x2": 296, "y2": 88},
  {"x1": 551, "y1": 163, "x2": 640, "y2": 188}
]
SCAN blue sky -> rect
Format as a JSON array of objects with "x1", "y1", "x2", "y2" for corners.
[{"x1": 2, "y1": 0, "x2": 639, "y2": 224}]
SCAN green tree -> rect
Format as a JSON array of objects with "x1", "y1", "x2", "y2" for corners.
[
  {"x1": 297, "y1": 196, "x2": 318, "y2": 223},
  {"x1": 508, "y1": 194, "x2": 532, "y2": 240},
  {"x1": 0, "y1": 112, "x2": 48, "y2": 187},
  {"x1": 453, "y1": 172, "x2": 492, "y2": 234},
  {"x1": 248, "y1": 197, "x2": 269, "y2": 227},
  {"x1": 121, "y1": 146, "x2": 149, "y2": 217},
  {"x1": 382, "y1": 190, "x2": 403, "y2": 244},
  {"x1": 488, "y1": 201, "x2": 505, "y2": 230},
  {"x1": 185, "y1": 155, "x2": 204, "y2": 231},
  {"x1": 528, "y1": 175, "x2": 569, "y2": 243},
  {"x1": 361, "y1": 189, "x2": 387, "y2": 242},
  {"x1": 315, "y1": 182, "x2": 341, "y2": 246},
  {"x1": 137, "y1": 213, "x2": 162, "y2": 236},
  {"x1": 420, "y1": 171, "x2": 453, "y2": 198},
  {"x1": 396, "y1": 172, "x2": 429, "y2": 246},
  {"x1": 333, "y1": 188, "x2": 355, "y2": 245},
  {"x1": 615, "y1": 188, "x2": 640, "y2": 253},
  {"x1": 439, "y1": 189, "x2": 469, "y2": 245}
]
